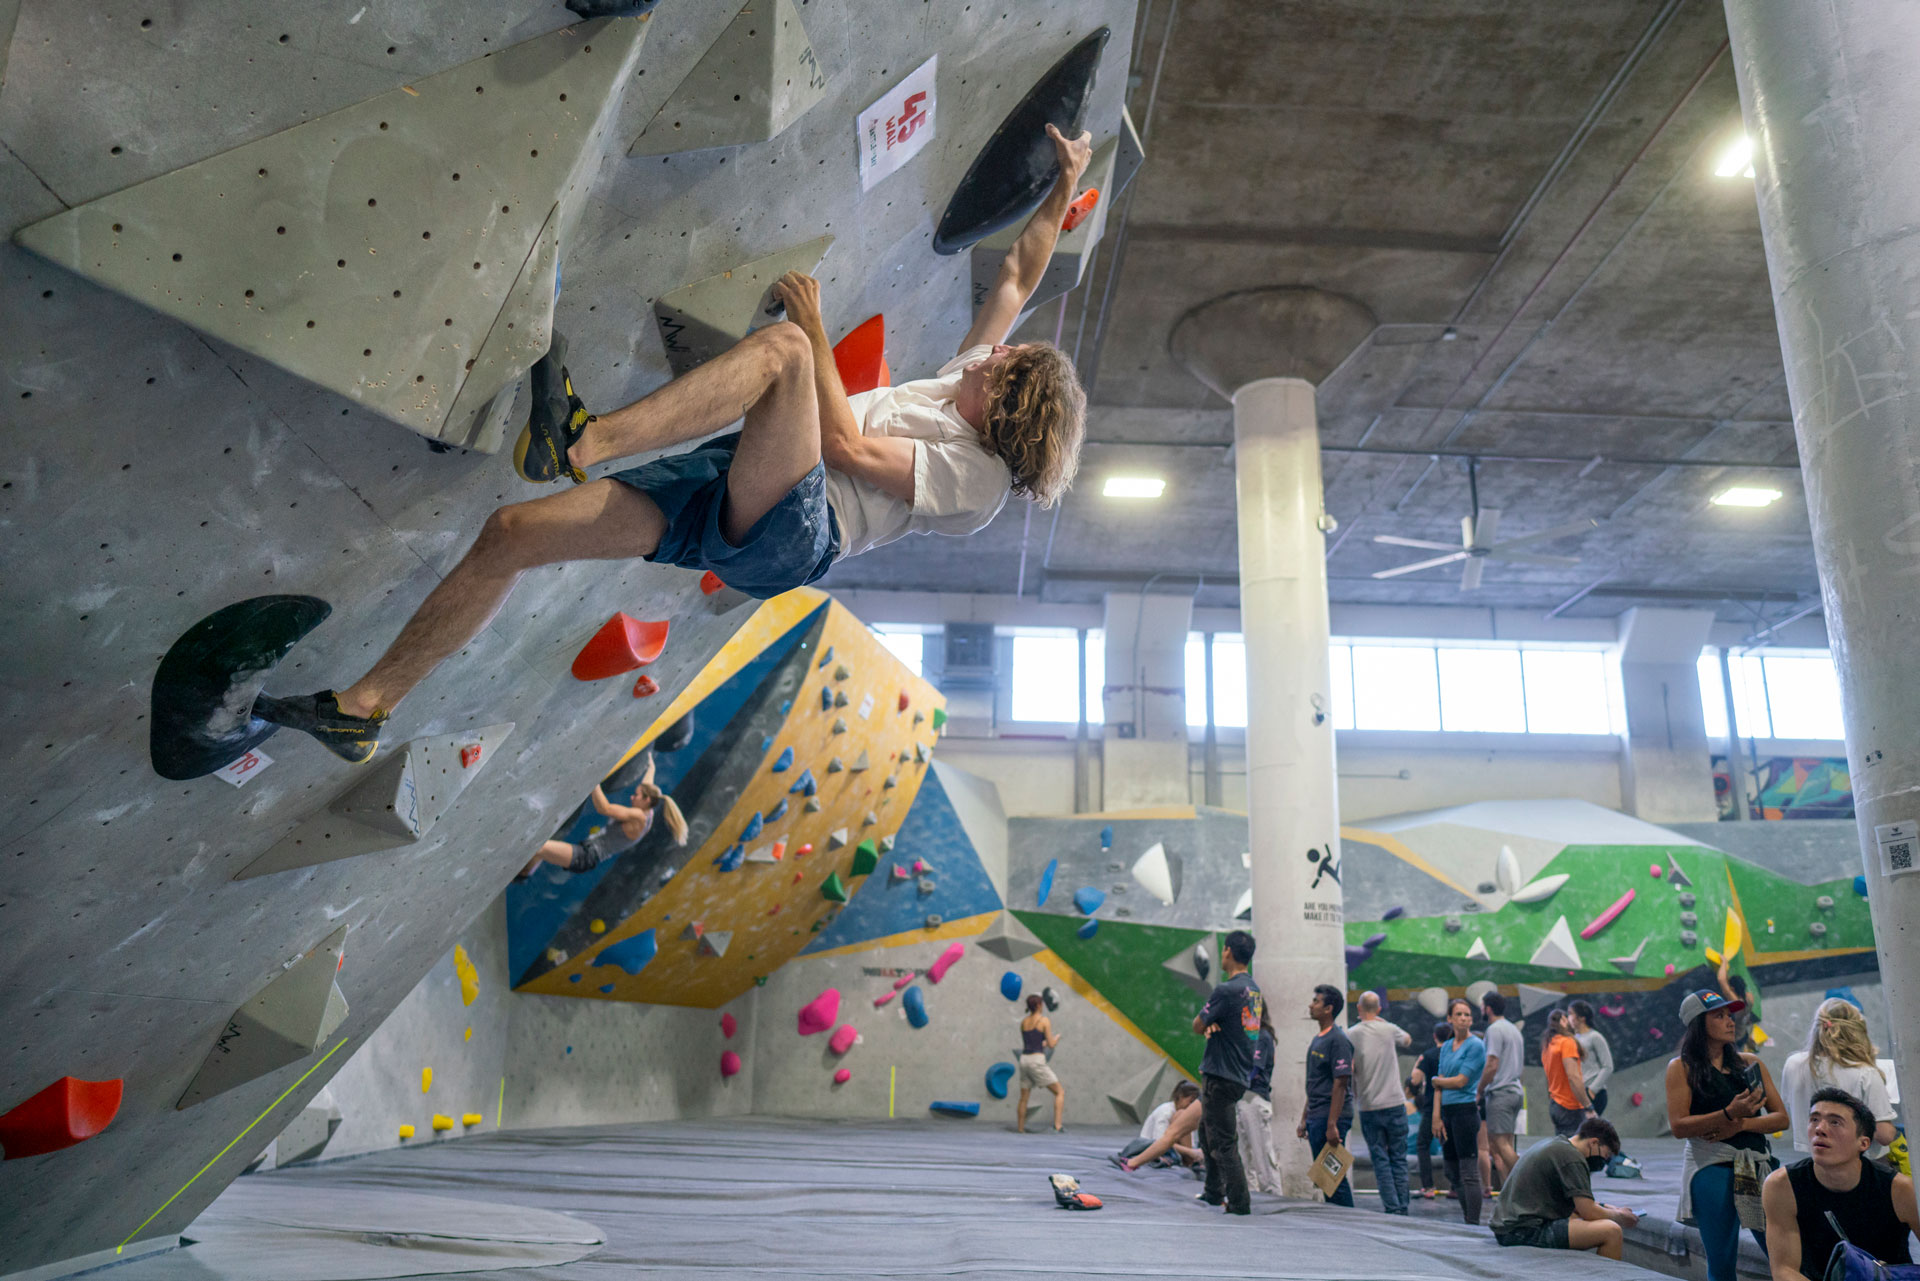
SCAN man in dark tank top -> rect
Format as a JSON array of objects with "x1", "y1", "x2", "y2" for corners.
[{"x1": 1762, "y1": 1086, "x2": 1919, "y2": 1280}]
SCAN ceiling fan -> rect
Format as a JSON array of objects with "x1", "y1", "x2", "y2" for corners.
[{"x1": 1370, "y1": 460, "x2": 1598, "y2": 591}]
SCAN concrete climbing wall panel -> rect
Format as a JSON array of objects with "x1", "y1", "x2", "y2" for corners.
[
  {"x1": 15, "y1": 16, "x2": 652, "y2": 451},
  {"x1": 628, "y1": 0, "x2": 828, "y2": 157}
]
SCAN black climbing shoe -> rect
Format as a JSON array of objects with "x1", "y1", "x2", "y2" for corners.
[
  {"x1": 254, "y1": 690, "x2": 386, "y2": 765},
  {"x1": 514, "y1": 333, "x2": 593, "y2": 485}
]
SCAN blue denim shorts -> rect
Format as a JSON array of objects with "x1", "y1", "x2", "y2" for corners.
[{"x1": 609, "y1": 432, "x2": 840, "y2": 600}]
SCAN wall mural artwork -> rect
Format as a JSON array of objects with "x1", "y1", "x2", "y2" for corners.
[{"x1": 1713, "y1": 755, "x2": 1853, "y2": 821}]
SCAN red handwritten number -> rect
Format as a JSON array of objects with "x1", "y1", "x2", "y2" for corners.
[
  {"x1": 231, "y1": 752, "x2": 260, "y2": 775},
  {"x1": 888, "y1": 91, "x2": 928, "y2": 149}
]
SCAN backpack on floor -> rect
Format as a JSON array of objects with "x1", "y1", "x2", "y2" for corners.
[{"x1": 1823, "y1": 1212, "x2": 1920, "y2": 1281}]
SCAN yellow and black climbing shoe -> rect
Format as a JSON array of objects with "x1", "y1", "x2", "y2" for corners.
[
  {"x1": 514, "y1": 332, "x2": 594, "y2": 485},
  {"x1": 254, "y1": 690, "x2": 387, "y2": 765}
]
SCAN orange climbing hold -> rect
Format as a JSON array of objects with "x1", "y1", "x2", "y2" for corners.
[
  {"x1": 0, "y1": 1076, "x2": 123, "y2": 1159},
  {"x1": 700, "y1": 570, "x2": 726, "y2": 595},
  {"x1": 832, "y1": 315, "x2": 891, "y2": 395},
  {"x1": 571, "y1": 613, "x2": 670, "y2": 681},
  {"x1": 460, "y1": 744, "x2": 483, "y2": 768},
  {"x1": 1062, "y1": 187, "x2": 1101, "y2": 231},
  {"x1": 632, "y1": 674, "x2": 660, "y2": 698},
  {"x1": 898, "y1": 691, "x2": 910, "y2": 712}
]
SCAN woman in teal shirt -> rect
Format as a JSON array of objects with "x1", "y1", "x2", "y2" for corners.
[{"x1": 1432, "y1": 997, "x2": 1489, "y2": 1225}]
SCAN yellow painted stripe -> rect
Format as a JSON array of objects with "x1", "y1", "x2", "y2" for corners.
[
  {"x1": 1340, "y1": 825, "x2": 1478, "y2": 899},
  {"x1": 1031, "y1": 949, "x2": 1197, "y2": 1082},
  {"x1": 800, "y1": 910, "x2": 999, "y2": 961},
  {"x1": 1075, "y1": 806, "x2": 1200, "y2": 821},
  {"x1": 119, "y1": 1036, "x2": 351, "y2": 1252}
]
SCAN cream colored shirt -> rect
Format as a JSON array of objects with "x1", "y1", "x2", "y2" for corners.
[{"x1": 826, "y1": 345, "x2": 1012, "y2": 560}]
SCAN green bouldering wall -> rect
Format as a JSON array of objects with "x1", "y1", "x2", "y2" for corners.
[{"x1": 1015, "y1": 912, "x2": 1211, "y2": 1076}]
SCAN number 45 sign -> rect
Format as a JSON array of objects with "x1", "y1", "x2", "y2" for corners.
[{"x1": 857, "y1": 56, "x2": 936, "y2": 192}]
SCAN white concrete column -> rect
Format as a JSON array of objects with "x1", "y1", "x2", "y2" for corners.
[
  {"x1": 1234, "y1": 377, "x2": 1345, "y2": 1198},
  {"x1": 1099, "y1": 591, "x2": 1194, "y2": 808},
  {"x1": 1615, "y1": 608, "x2": 1720, "y2": 823},
  {"x1": 1725, "y1": 0, "x2": 1920, "y2": 1106}
]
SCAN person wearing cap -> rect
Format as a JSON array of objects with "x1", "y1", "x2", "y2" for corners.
[
  {"x1": 1666, "y1": 988, "x2": 1789, "y2": 1281},
  {"x1": 1761, "y1": 1086, "x2": 1918, "y2": 1280}
]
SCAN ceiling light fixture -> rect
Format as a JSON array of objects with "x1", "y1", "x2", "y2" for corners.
[
  {"x1": 1103, "y1": 476, "x2": 1165, "y2": 499},
  {"x1": 1710, "y1": 485, "x2": 1782, "y2": 508},
  {"x1": 1713, "y1": 133, "x2": 1756, "y2": 179}
]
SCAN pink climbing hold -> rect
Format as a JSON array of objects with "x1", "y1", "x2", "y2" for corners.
[
  {"x1": 911, "y1": 859, "x2": 931, "y2": 875},
  {"x1": 873, "y1": 991, "x2": 897, "y2": 1008},
  {"x1": 1649, "y1": 1026, "x2": 1664, "y2": 1039},
  {"x1": 927, "y1": 941, "x2": 966, "y2": 983},
  {"x1": 1650, "y1": 863, "x2": 1663, "y2": 878},
  {"x1": 1630, "y1": 1091, "x2": 1645, "y2": 1107},
  {"x1": 833, "y1": 1068, "x2": 852, "y2": 1085},
  {"x1": 1579, "y1": 888, "x2": 1636, "y2": 940},
  {"x1": 720, "y1": 1012, "x2": 737, "y2": 1039},
  {"x1": 1664, "y1": 963, "x2": 1676, "y2": 976},
  {"x1": 892, "y1": 974, "x2": 914, "y2": 990},
  {"x1": 720, "y1": 1051, "x2": 742, "y2": 1078},
  {"x1": 797, "y1": 989, "x2": 842, "y2": 1036},
  {"x1": 828, "y1": 1025, "x2": 858, "y2": 1055},
  {"x1": 1598, "y1": 1004, "x2": 1625, "y2": 1019}
]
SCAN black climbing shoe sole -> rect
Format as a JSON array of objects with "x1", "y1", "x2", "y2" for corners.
[
  {"x1": 254, "y1": 690, "x2": 386, "y2": 765},
  {"x1": 514, "y1": 333, "x2": 592, "y2": 485}
]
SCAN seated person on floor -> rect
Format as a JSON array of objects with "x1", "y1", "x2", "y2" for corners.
[
  {"x1": 1488, "y1": 1115, "x2": 1639, "y2": 1259},
  {"x1": 1114, "y1": 1082, "x2": 1205, "y2": 1174},
  {"x1": 1763, "y1": 1086, "x2": 1918, "y2": 1281},
  {"x1": 518, "y1": 754, "x2": 686, "y2": 879},
  {"x1": 1115, "y1": 1081, "x2": 1204, "y2": 1170}
]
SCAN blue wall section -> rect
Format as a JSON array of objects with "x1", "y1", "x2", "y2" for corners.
[
  {"x1": 801, "y1": 767, "x2": 1004, "y2": 954},
  {"x1": 505, "y1": 608, "x2": 822, "y2": 980}
]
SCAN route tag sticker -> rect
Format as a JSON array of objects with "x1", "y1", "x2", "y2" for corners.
[
  {"x1": 1875, "y1": 821, "x2": 1917, "y2": 879},
  {"x1": 857, "y1": 55, "x2": 936, "y2": 191},
  {"x1": 216, "y1": 748, "x2": 274, "y2": 787},
  {"x1": 857, "y1": 693, "x2": 875, "y2": 721}
]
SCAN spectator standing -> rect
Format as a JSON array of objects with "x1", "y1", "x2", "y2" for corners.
[
  {"x1": 1490, "y1": 1115, "x2": 1639, "y2": 1257},
  {"x1": 1569, "y1": 1000, "x2": 1615, "y2": 1116},
  {"x1": 1479, "y1": 991, "x2": 1526, "y2": 1192},
  {"x1": 1294, "y1": 984, "x2": 1357, "y2": 1208},
  {"x1": 1543, "y1": 1009, "x2": 1594, "y2": 1137},
  {"x1": 1349, "y1": 991, "x2": 1413, "y2": 1215},
  {"x1": 1194, "y1": 930, "x2": 1264, "y2": 1216},
  {"x1": 1762, "y1": 1087, "x2": 1918, "y2": 1280},
  {"x1": 1432, "y1": 997, "x2": 1488, "y2": 1224},
  {"x1": 1666, "y1": 989, "x2": 1788, "y2": 1281},
  {"x1": 1781, "y1": 998, "x2": 1897, "y2": 1156},
  {"x1": 1409, "y1": 1021, "x2": 1449, "y2": 1200},
  {"x1": 1237, "y1": 1008, "x2": 1283, "y2": 1195}
]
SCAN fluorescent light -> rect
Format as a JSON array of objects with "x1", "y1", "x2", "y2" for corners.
[
  {"x1": 1711, "y1": 486, "x2": 1782, "y2": 508},
  {"x1": 1103, "y1": 476, "x2": 1165, "y2": 499},
  {"x1": 1714, "y1": 133, "x2": 1756, "y2": 179}
]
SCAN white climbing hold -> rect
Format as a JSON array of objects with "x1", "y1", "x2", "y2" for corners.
[
  {"x1": 1416, "y1": 986, "x2": 1451, "y2": 1017},
  {"x1": 1510, "y1": 874, "x2": 1569, "y2": 904},
  {"x1": 850, "y1": 750, "x2": 870, "y2": 771},
  {"x1": 827, "y1": 829, "x2": 849, "y2": 850},
  {"x1": 1232, "y1": 887, "x2": 1253, "y2": 920},
  {"x1": 1609, "y1": 935, "x2": 1649, "y2": 974},
  {"x1": 1495, "y1": 845, "x2": 1522, "y2": 896},
  {"x1": 1130, "y1": 841, "x2": 1180, "y2": 906},
  {"x1": 1529, "y1": 916, "x2": 1583, "y2": 971},
  {"x1": 1516, "y1": 984, "x2": 1566, "y2": 1015},
  {"x1": 1465, "y1": 936, "x2": 1490, "y2": 960}
]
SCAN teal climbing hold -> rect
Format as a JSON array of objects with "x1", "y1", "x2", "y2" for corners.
[
  {"x1": 772, "y1": 746, "x2": 794, "y2": 772},
  {"x1": 1073, "y1": 886, "x2": 1105, "y2": 915},
  {"x1": 985, "y1": 1062, "x2": 1016, "y2": 1099},
  {"x1": 1000, "y1": 971, "x2": 1022, "y2": 1001}
]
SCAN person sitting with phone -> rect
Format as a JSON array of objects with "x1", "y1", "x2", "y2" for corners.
[
  {"x1": 1489, "y1": 1114, "x2": 1640, "y2": 1258},
  {"x1": 1762, "y1": 1086, "x2": 1919, "y2": 1281}
]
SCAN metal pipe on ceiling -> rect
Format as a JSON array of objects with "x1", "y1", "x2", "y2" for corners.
[{"x1": 1078, "y1": 438, "x2": 1804, "y2": 471}]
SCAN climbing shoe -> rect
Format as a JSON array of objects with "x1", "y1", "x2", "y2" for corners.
[
  {"x1": 514, "y1": 332, "x2": 593, "y2": 484},
  {"x1": 254, "y1": 690, "x2": 386, "y2": 765}
]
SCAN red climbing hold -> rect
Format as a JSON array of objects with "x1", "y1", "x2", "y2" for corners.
[
  {"x1": 721, "y1": 1012, "x2": 737, "y2": 1039},
  {"x1": 699, "y1": 570, "x2": 726, "y2": 596},
  {"x1": 0, "y1": 1076, "x2": 123, "y2": 1159},
  {"x1": 832, "y1": 314, "x2": 890, "y2": 395},
  {"x1": 898, "y1": 691, "x2": 910, "y2": 713},
  {"x1": 459, "y1": 744, "x2": 483, "y2": 768},
  {"x1": 571, "y1": 613, "x2": 670, "y2": 681},
  {"x1": 795, "y1": 843, "x2": 813, "y2": 857},
  {"x1": 1061, "y1": 187, "x2": 1101, "y2": 231},
  {"x1": 632, "y1": 674, "x2": 659, "y2": 698}
]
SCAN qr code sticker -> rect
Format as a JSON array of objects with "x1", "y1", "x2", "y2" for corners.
[{"x1": 1891, "y1": 841, "x2": 1913, "y2": 872}]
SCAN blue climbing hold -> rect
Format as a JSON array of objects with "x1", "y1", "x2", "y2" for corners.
[
  {"x1": 740, "y1": 812, "x2": 763, "y2": 842},
  {"x1": 1855, "y1": 875, "x2": 1869, "y2": 898},
  {"x1": 1099, "y1": 825, "x2": 1113, "y2": 849},
  {"x1": 789, "y1": 768, "x2": 816, "y2": 795},
  {"x1": 1077, "y1": 918, "x2": 1099, "y2": 940},
  {"x1": 818, "y1": 645, "x2": 835, "y2": 669},
  {"x1": 903, "y1": 985, "x2": 929, "y2": 1028},
  {"x1": 821, "y1": 687, "x2": 833, "y2": 712},
  {"x1": 929, "y1": 1100, "x2": 980, "y2": 1117},
  {"x1": 716, "y1": 844, "x2": 745, "y2": 872},
  {"x1": 1824, "y1": 986, "x2": 1862, "y2": 1010},
  {"x1": 1000, "y1": 971, "x2": 1023, "y2": 1001},
  {"x1": 1344, "y1": 944, "x2": 1370, "y2": 969},
  {"x1": 780, "y1": 699, "x2": 792, "y2": 715},
  {"x1": 599, "y1": 985, "x2": 615, "y2": 994},
  {"x1": 1382, "y1": 905, "x2": 1406, "y2": 921},
  {"x1": 1073, "y1": 886, "x2": 1105, "y2": 915},
  {"x1": 985, "y1": 1062, "x2": 1017, "y2": 1100},
  {"x1": 766, "y1": 798, "x2": 789, "y2": 822},
  {"x1": 569, "y1": 974, "x2": 582, "y2": 983},
  {"x1": 772, "y1": 746, "x2": 794, "y2": 773},
  {"x1": 1037, "y1": 858, "x2": 1057, "y2": 907},
  {"x1": 598, "y1": 929, "x2": 658, "y2": 976},
  {"x1": 761, "y1": 735, "x2": 773, "y2": 752}
]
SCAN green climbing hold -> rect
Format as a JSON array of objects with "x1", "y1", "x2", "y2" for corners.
[
  {"x1": 755, "y1": 975, "x2": 768, "y2": 986},
  {"x1": 821, "y1": 871, "x2": 849, "y2": 903},
  {"x1": 931, "y1": 707, "x2": 948, "y2": 730},
  {"x1": 851, "y1": 839, "x2": 880, "y2": 876}
]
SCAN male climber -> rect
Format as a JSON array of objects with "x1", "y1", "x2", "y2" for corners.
[{"x1": 254, "y1": 124, "x2": 1093, "y2": 761}]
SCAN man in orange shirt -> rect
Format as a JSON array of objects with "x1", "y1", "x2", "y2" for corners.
[{"x1": 1543, "y1": 1009, "x2": 1595, "y2": 1137}]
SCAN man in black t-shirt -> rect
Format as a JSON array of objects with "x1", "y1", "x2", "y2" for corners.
[
  {"x1": 1194, "y1": 929, "x2": 1263, "y2": 1216},
  {"x1": 1763, "y1": 1087, "x2": 1919, "y2": 1281}
]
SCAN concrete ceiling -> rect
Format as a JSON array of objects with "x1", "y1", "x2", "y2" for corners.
[{"x1": 822, "y1": 0, "x2": 1819, "y2": 629}]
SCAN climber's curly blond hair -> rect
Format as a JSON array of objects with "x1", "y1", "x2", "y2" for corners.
[{"x1": 980, "y1": 343, "x2": 1085, "y2": 507}]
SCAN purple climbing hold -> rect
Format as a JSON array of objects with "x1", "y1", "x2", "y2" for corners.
[
  {"x1": 1344, "y1": 944, "x2": 1371, "y2": 969},
  {"x1": 1363, "y1": 932, "x2": 1388, "y2": 949},
  {"x1": 1382, "y1": 906, "x2": 1406, "y2": 921}
]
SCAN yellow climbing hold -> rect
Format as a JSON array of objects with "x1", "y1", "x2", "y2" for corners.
[
  {"x1": 431, "y1": 1113, "x2": 455, "y2": 1132},
  {"x1": 454, "y1": 943, "x2": 480, "y2": 1007},
  {"x1": 1752, "y1": 1024, "x2": 1770, "y2": 1046},
  {"x1": 461, "y1": 1112, "x2": 484, "y2": 1127},
  {"x1": 1722, "y1": 909, "x2": 1743, "y2": 962},
  {"x1": 398, "y1": 1124, "x2": 416, "y2": 1139},
  {"x1": 421, "y1": 1067, "x2": 433, "y2": 1093},
  {"x1": 1705, "y1": 948, "x2": 1722, "y2": 966},
  {"x1": 465, "y1": 1027, "x2": 473, "y2": 1042},
  {"x1": 590, "y1": 919, "x2": 606, "y2": 934}
]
